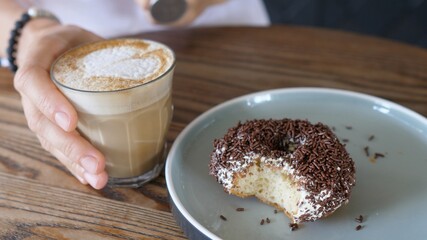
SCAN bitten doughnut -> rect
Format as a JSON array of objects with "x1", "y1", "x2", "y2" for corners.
[{"x1": 209, "y1": 119, "x2": 356, "y2": 223}]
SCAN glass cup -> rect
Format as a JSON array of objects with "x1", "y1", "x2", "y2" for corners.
[{"x1": 50, "y1": 39, "x2": 175, "y2": 187}]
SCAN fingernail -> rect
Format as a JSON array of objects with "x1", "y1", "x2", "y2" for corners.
[
  {"x1": 55, "y1": 112, "x2": 70, "y2": 131},
  {"x1": 81, "y1": 156, "x2": 98, "y2": 174},
  {"x1": 83, "y1": 172, "x2": 99, "y2": 188}
]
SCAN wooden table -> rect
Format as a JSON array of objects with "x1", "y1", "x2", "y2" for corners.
[{"x1": 1, "y1": 26, "x2": 426, "y2": 239}]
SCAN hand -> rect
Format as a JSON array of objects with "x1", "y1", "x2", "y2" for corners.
[
  {"x1": 13, "y1": 19, "x2": 108, "y2": 189},
  {"x1": 135, "y1": 0, "x2": 226, "y2": 26}
]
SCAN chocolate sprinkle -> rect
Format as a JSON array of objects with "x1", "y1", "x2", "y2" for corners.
[
  {"x1": 274, "y1": 210, "x2": 278, "y2": 214},
  {"x1": 368, "y1": 135, "x2": 375, "y2": 141},
  {"x1": 209, "y1": 119, "x2": 356, "y2": 223},
  {"x1": 289, "y1": 223, "x2": 299, "y2": 231},
  {"x1": 266, "y1": 218, "x2": 271, "y2": 223},
  {"x1": 355, "y1": 215, "x2": 363, "y2": 223},
  {"x1": 364, "y1": 146, "x2": 370, "y2": 157},
  {"x1": 374, "y1": 153, "x2": 385, "y2": 159},
  {"x1": 260, "y1": 219, "x2": 265, "y2": 225},
  {"x1": 220, "y1": 215, "x2": 227, "y2": 221},
  {"x1": 345, "y1": 126, "x2": 353, "y2": 130},
  {"x1": 355, "y1": 225, "x2": 363, "y2": 231},
  {"x1": 236, "y1": 207, "x2": 245, "y2": 212}
]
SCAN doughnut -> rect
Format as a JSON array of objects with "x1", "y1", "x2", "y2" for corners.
[{"x1": 209, "y1": 119, "x2": 356, "y2": 223}]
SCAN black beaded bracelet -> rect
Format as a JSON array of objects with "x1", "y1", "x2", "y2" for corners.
[
  {"x1": 5, "y1": 8, "x2": 60, "y2": 73},
  {"x1": 6, "y1": 12, "x2": 31, "y2": 73}
]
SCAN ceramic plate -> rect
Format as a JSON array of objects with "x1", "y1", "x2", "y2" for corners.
[{"x1": 166, "y1": 88, "x2": 427, "y2": 240}]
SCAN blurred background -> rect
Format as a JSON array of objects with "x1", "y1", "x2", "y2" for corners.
[{"x1": 264, "y1": 0, "x2": 427, "y2": 49}]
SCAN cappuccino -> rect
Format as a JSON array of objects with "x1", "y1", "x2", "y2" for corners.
[{"x1": 51, "y1": 39, "x2": 175, "y2": 187}]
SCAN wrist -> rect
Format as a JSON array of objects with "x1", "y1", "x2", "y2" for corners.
[
  {"x1": 24, "y1": 17, "x2": 60, "y2": 32},
  {"x1": 5, "y1": 8, "x2": 60, "y2": 73},
  {"x1": 21, "y1": 18, "x2": 61, "y2": 40}
]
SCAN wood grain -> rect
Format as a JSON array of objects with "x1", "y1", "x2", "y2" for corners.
[
  {"x1": 1, "y1": 26, "x2": 427, "y2": 238},
  {"x1": 139, "y1": 26, "x2": 427, "y2": 122},
  {"x1": 0, "y1": 172, "x2": 185, "y2": 239}
]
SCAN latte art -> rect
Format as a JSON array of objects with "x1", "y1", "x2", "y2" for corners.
[
  {"x1": 82, "y1": 47, "x2": 161, "y2": 80},
  {"x1": 52, "y1": 39, "x2": 174, "y2": 91}
]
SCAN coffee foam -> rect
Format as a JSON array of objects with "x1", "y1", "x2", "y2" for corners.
[
  {"x1": 52, "y1": 39, "x2": 174, "y2": 91},
  {"x1": 83, "y1": 46, "x2": 160, "y2": 80},
  {"x1": 51, "y1": 39, "x2": 175, "y2": 115}
]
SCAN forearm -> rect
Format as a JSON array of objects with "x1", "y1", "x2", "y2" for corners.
[{"x1": 0, "y1": 0, "x2": 25, "y2": 57}]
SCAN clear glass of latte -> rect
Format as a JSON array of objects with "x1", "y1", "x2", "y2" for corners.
[{"x1": 51, "y1": 39, "x2": 175, "y2": 187}]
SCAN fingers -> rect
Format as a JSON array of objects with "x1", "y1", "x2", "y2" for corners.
[
  {"x1": 13, "y1": 23, "x2": 107, "y2": 189},
  {"x1": 134, "y1": 0, "x2": 151, "y2": 10},
  {"x1": 42, "y1": 135, "x2": 109, "y2": 189},
  {"x1": 14, "y1": 65, "x2": 78, "y2": 132},
  {"x1": 14, "y1": 24, "x2": 102, "y2": 133},
  {"x1": 22, "y1": 95, "x2": 105, "y2": 174},
  {"x1": 82, "y1": 171, "x2": 109, "y2": 190},
  {"x1": 47, "y1": 138, "x2": 109, "y2": 189},
  {"x1": 21, "y1": 96, "x2": 108, "y2": 189},
  {"x1": 137, "y1": 0, "x2": 227, "y2": 26},
  {"x1": 17, "y1": 23, "x2": 102, "y2": 69},
  {"x1": 39, "y1": 135, "x2": 88, "y2": 184}
]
